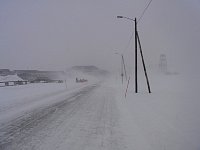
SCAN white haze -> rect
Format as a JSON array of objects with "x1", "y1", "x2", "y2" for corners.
[{"x1": 0, "y1": 0, "x2": 200, "y2": 74}]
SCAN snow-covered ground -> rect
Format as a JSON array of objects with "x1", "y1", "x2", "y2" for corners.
[
  {"x1": 106, "y1": 71, "x2": 200, "y2": 150},
  {"x1": 0, "y1": 70, "x2": 200, "y2": 150}
]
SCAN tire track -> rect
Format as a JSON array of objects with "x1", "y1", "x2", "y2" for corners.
[{"x1": 0, "y1": 84, "x2": 99, "y2": 150}]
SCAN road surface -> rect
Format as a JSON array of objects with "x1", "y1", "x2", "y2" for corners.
[{"x1": 0, "y1": 83, "x2": 129, "y2": 150}]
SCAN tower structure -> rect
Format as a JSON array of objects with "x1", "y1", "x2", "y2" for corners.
[{"x1": 159, "y1": 54, "x2": 167, "y2": 73}]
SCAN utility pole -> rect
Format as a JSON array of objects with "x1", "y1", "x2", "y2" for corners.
[
  {"x1": 121, "y1": 56, "x2": 124, "y2": 84},
  {"x1": 64, "y1": 80, "x2": 67, "y2": 89},
  {"x1": 115, "y1": 52, "x2": 126, "y2": 85},
  {"x1": 117, "y1": 16, "x2": 151, "y2": 93},
  {"x1": 136, "y1": 31, "x2": 151, "y2": 93},
  {"x1": 122, "y1": 54, "x2": 127, "y2": 81},
  {"x1": 134, "y1": 18, "x2": 138, "y2": 93}
]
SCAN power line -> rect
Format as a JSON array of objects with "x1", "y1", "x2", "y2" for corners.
[
  {"x1": 138, "y1": 0, "x2": 153, "y2": 23},
  {"x1": 119, "y1": 0, "x2": 153, "y2": 63},
  {"x1": 123, "y1": 29, "x2": 134, "y2": 54},
  {"x1": 122, "y1": 0, "x2": 153, "y2": 54}
]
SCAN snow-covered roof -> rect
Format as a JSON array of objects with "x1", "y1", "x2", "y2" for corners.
[{"x1": 0, "y1": 75, "x2": 24, "y2": 82}]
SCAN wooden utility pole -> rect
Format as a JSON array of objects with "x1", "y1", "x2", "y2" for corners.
[
  {"x1": 121, "y1": 56, "x2": 124, "y2": 84},
  {"x1": 64, "y1": 80, "x2": 67, "y2": 89},
  {"x1": 117, "y1": 15, "x2": 151, "y2": 93},
  {"x1": 134, "y1": 18, "x2": 138, "y2": 93},
  {"x1": 122, "y1": 54, "x2": 127, "y2": 81},
  {"x1": 136, "y1": 31, "x2": 151, "y2": 93}
]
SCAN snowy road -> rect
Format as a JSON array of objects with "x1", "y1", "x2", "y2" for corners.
[
  {"x1": 0, "y1": 83, "x2": 128, "y2": 150},
  {"x1": 1, "y1": 75, "x2": 200, "y2": 150}
]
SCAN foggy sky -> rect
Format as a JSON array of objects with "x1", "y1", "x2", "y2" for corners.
[{"x1": 0, "y1": 0, "x2": 200, "y2": 73}]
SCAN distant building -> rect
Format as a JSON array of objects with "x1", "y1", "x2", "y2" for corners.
[{"x1": 0, "y1": 74, "x2": 27, "y2": 86}]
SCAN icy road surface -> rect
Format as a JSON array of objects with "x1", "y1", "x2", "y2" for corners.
[{"x1": 0, "y1": 83, "x2": 129, "y2": 150}]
